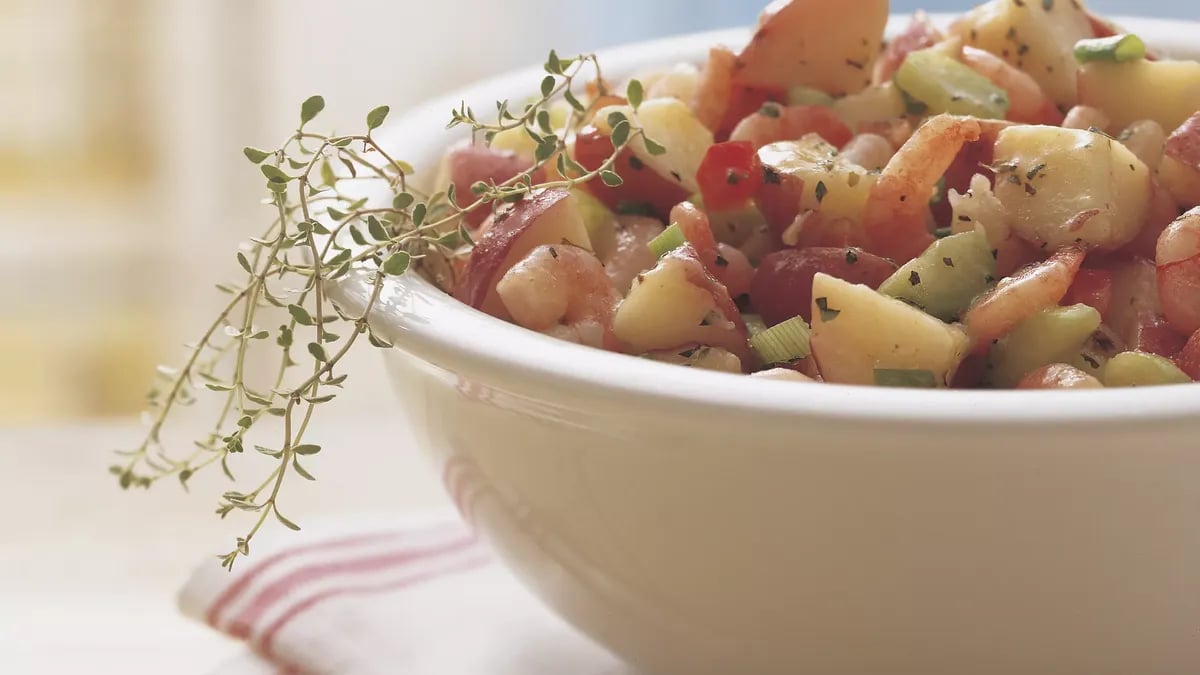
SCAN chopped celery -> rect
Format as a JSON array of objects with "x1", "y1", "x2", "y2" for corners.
[
  {"x1": 571, "y1": 189, "x2": 618, "y2": 260},
  {"x1": 985, "y1": 304, "x2": 1102, "y2": 388},
  {"x1": 1074, "y1": 34, "x2": 1146, "y2": 64},
  {"x1": 895, "y1": 48, "x2": 1010, "y2": 119},
  {"x1": 648, "y1": 223, "x2": 686, "y2": 257},
  {"x1": 1102, "y1": 351, "x2": 1191, "y2": 387},
  {"x1": 786, "y1": 86, "x2": 835, "y2": 107},
  {"x1": 749, "y1": 315, "x2": 812, "y2": 364},
  {"x1": 874, "y1": 368, "x2": 937, "y2": 388},
  {"x1": 877, "y1": 227, "x2": 995, "y2": 322},
  {"x1": 744, "y1": 314, "x2": 768, "y2": 338}
]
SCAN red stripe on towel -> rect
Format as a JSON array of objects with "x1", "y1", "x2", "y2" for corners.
[{"x1": 227, "y1": 535, "x2": 480, "y2": 640}]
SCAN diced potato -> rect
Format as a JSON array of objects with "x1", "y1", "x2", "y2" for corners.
[
  {"x1": 832, "y1": 83, "x2": 906, "y2": 130},
  {"x1": 809, "y1": 273, "x2": 970, "y2": 385},
  {"x1": 758, "y1": 134, "x2": 878, "y2": 221},
  {"x1": 1078, "y1": 60, "x2": 1200, "y2": 132},
  {"x1": 878, "y1": 227, "x2": 996, "y2": 322},
  {"x1": 992, "y1": 125, "x2": 1151, "y2": 251},
  {"x1": 640, "y1": 64, "x2": 702, "y2": 104},
  {"x1": 949, "y1": 0, "x2": 1093, "y2": 107},
  {"x1": 593, "y1": 99, "x2": 713, "y2": 195},
  {"x1": 614, "y1": 240, "x2": 753, "y2": 359},
  {"x1": 949, "y1": 173, "x2": 1011, "y2": 246},
  {"x1": 985, "y1": 304, "x2": 1101, "y2": 388},
  {"x1": 733, "y1": 0, "x2": 888, "y2": 96},
  {"x1": 1102, "y1": 351, "x2": 1192, "y2": 387}
]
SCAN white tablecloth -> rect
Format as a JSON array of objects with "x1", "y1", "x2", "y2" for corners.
[{"x1": 0, "y1": 418, "x2": 450, "y2": 674}]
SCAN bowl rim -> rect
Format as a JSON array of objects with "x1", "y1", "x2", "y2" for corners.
[{"x1": 335, "y1": 14, "x2": 1200, "y2": 428}]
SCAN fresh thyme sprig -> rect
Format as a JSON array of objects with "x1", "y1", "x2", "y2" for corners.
[{"x1": 113, "y1": 51, "x2": 659, "y2": 570}]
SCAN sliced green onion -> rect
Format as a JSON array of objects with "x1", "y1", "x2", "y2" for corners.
[
  {"x1": 1073, "y1": 34, "x2": 1146, "y2": 64},
  {"x1": 648, "y1": 223, "x2": 686, "y2": 257},
  {"x1": 749, "y1": 316, "x2": 812, "y2": 364},
  {"x1": 874, "y1": 368, "x2": 937, "y2": 388},
  {"x1": 786, "y1": 86, "x2": 835, "y2": 107}
]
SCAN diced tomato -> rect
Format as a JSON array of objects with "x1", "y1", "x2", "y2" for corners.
[
  {"x1": 573, "y1": 125, "x2": 690, "y2": 220},
  {"x1": 697, "y1": 141, "x2": 763, "y2": 212},
  {"x1": 749, "y1": 247, "x2": 897, "y2": 325},
  {"x1": 1063, "y1": 268, "x2": 1114, "y2": 319},
  {"x1": 1174, "y1": 329, "x2": 1200, "y2": 380}
]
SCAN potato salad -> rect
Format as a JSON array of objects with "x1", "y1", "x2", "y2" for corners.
[{"x1": 442, "y1": 0, "x2": 1200, "y2": 389}]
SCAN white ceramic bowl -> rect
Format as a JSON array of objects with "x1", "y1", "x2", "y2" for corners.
[{"x1": 331, "y1": 16, "x2": 1200, "y2": 675}]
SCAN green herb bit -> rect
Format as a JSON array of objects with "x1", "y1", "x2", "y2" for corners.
[
  {"x1": 1073, "y1": 34, "x2": 1146, "y2": 64},
  {"x1": 749, "y1": 316, "x2": 812, "y2": 364}
]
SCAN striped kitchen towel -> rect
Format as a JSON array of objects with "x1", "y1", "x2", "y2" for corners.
[{"x1": 178, "y1": 514, "x2": 629, "y2": 675}]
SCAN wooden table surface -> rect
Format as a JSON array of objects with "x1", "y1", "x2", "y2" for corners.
[{"x1": 0, "y1": 417, "x2": 450, "y2": 674}]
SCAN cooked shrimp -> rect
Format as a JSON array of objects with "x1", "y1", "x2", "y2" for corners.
[
  {"x1": 497, "y1": 244, "x2": 623, "y2": 350},
  {"x1": 1016, "y1": 363, "x2": 1103, "y2": 389},
  {"x1": 839, "y1": 133, "x2": 894, "y2": 171},
  {"x1": 671, "y1": 201, "x2": 754, "y2": 296},
  {"x1": 1156, "y1": 206, "x2": 1200, "y2": 336},
  {"x1": 729, "y1": 104, "x2": 853, "y2": 150},
  {"x1": 1062, "y1": 105, "x2": 1110, "y2": 131},
  {"x1": 861, "y1": 114, "x2": 982, "y2": 264},
  {"x1": 605, "y1": 215, "x2": 664, "y2": 294},
  {"x1": 693, "y1": 46, "x2": 736, "y2": 132},
  {"x1": 960, "y1": 46, "x2": 1062, "y2": 125},
  {"x1": 1119, "y1": 120, "x2": 1167, "y2": 171},
  {"x1": 962, "y1": 244, "x2": 1086, "y2": 354}
]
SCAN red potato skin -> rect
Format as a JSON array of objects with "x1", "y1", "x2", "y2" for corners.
[
  {"x1": 1174, "y1": 329, "x2": 1200, "y2": 380},
  {"x1": 749, "y1": 247, "x2": 897, "y2": 325},
  {"x1": 446, "y1": 144, "x2": 543, "y2": 229},
  {"x1": 1063, "y1": 268, "x2": 1114, "y2": 320},
  {"x1": 668, "y1": 243, "x2": 753, "y2": 366},
  {"x1": 454, "y1": 189, "x2": 575, "y2": 318},
  {"x1": 573, "y1": 125, "x2": 691, "y2": 220}
]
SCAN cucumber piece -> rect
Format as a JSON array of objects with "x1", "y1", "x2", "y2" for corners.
[
  {"x1": 1102, "y1": 351, "x2": 1191, "y2": 387},
  {"x1": 877, "y1": 227, "x2": 996, "y2": 322},
  {"x1": 690, "y1": 192, "x2": 768, "y2": 247},
  {"x1": 985, "y1": 304, "x2": 1102, "y2": 388},
  {"x1": 895, "y1": 48, "x2": 1010, "y2": 119},
  {"x1": 571, "y1": 188, "x2": 618, "y2": 261}
]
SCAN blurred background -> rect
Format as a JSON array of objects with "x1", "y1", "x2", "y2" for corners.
[{"x1": 0, "y1": 0, "x2": 1189, "y2": 424}]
